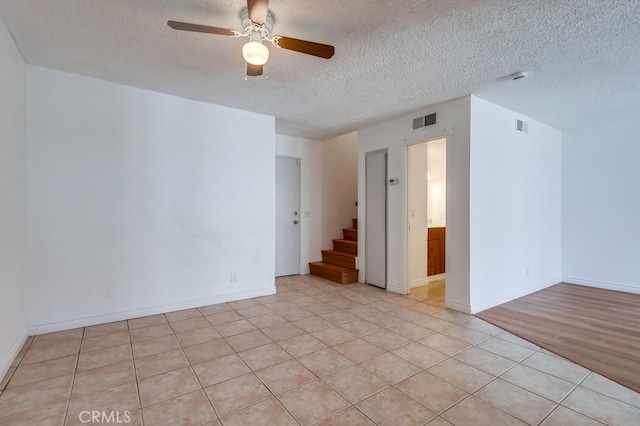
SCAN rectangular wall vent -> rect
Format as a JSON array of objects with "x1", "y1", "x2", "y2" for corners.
[
  {"x1": 413, "y1": 113, "x2": 437, "y2": 130},
  {"x1": 516, "y1": 119, "x2": 529, "y2": 133},
  {"x1": 425, "y1": 113, "x2": 436, "y2": 126}
]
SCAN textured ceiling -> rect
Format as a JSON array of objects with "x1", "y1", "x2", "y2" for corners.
[{"x1": 1, "y1": 0, "x2": 638, "y2": 140}]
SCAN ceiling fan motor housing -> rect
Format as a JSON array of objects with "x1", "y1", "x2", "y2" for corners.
[
  {"x1": 249, "y1": 29, "x2": 262, "y2": 43},
  {"x1": 240, "y1": 7, "x2": 274, "y2": 35}
]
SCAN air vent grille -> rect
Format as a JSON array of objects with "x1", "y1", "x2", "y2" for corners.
[
  {"x1": 516, "y1": 119, "x2": 529, "y2": 133},
  {"x1": 412, "y1": 113, "x2": 437, "y2": 130}
]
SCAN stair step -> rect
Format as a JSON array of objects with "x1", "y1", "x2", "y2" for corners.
[
  {"x1": 343, "y1": 228, "x2": 357, "y2": 241},
  {"x1": 309, "y1": 262, "x2": 358, "y2": 285},
  {"x1": 333, "y1": 239, "x2": 357, "y2": 254},
  {"x1": 322, "y1": 250, "x2": 356, "y2": 269},
  {"x1": 352, "y1": 218, "x2": 358, "y2": 229}
]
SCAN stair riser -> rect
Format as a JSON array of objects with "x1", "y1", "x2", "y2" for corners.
[
  {"x1": 309, "y1": 264, "x2": 358, "y2": 285},
  {"x1": 343, "y1": 229, "x2": 357, "y2": 241},
  {"x1": 322, "y1": 252, "x2": 356, "y2": 269},
  {"x1": 333, "y1": 240, "x2": 357, "y2": 254}
]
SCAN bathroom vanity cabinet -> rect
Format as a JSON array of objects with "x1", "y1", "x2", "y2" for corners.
[{"x1": 428, "y1": 227, "x2": 445, "y2": 276}]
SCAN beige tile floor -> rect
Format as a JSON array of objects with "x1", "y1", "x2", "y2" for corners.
[
  {"x1": 410, "y1": 280, "x2": 446, "y2": 307},
  {"x1": 1, "y1": 275, "x2": 639, "y2": 425}
]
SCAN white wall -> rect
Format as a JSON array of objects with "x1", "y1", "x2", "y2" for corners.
[
  {"x1": 562, "y1": 115, "x2": 640, "y2": 293},
  {"x1": 358, "y1": 97, "x2": 471, "y2": 312},
  {"x1": 27, "y1": 66, "x2": 276, "y2": 333},
  {"x1": 469, "y1": 96, "x2": 561, "y2": 312},
  {"x1": 275, "y1": 135, "x2": 323, "y2": 274},
  {"x1": 0, "y1": 17, "x2": 28, "y2": 380},
  {"x1": 322, "y1": 132, "x2": 358, "y2": 249}
]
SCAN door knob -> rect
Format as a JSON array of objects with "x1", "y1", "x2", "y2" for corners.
[
  {"x1": 293, "y1": 220, "x2": 299, "y2": 225},
  {"x1": 294, "y1": 211, "x2": 298, "y2": 215}
]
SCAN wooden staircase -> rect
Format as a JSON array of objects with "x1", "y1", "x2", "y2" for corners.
[{"x1": 309, "y1": 219, "x2": 359, "y2": 284}]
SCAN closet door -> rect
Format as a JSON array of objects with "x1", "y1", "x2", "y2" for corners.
[
  {"x1": 365, "y1": 149, "x2": 387, "y2": 288},
  {"x1": 275, "y1": 156, "x2": 301, "y2": 276}
]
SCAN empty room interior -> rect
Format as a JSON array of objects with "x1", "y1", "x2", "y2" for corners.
[{"x1": 1, "y1": 1, "x2": 639, "y2": 425}]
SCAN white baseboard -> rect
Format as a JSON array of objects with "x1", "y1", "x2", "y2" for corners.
[
  {"x1": 410, "y1": 278, "x2": 429, "y2": 289},
  {"x1": 27, "y1": 286, "x2": 276, "y2": 335},
  {"x1": 428, "y1": 273, "x2": 446, "y2": 282},
  {"x1": 470, "y1": 277, "x2": 561, "y2": 314},
  {"x1": 386, "y1": 283, "x2": 403, "y2": 294},
  {"x1": 446, "y1": 299, "x2": 472, "y2": 314},
  {"x1": 562, "y1": 276, "x2": 640, "y2": 295},
  {"x1": 0, "y1": 330, "x2": 28, "y2": 385},
  {"x1": 410, "y1": 274, "x2": 447, "y2": 290}
]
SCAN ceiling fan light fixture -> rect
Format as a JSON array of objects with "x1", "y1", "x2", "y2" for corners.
[
  {"x1": 168, "y1": 0, "x2": 335, "y2": 78},
  {"x1": 242, "y1": 40, "x2": 269, "y2": 65}
]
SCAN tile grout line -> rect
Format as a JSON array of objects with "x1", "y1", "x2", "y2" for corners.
[
  {"x1": 129, "y1": 318, "x2": 144, "y2": 426},
  {"x1": 214, "y1": 303, "x2": 303, "y2": 425},
  {"x1": 235, "y1": 294, "x2": 376, "y2": 425},
  {"x1": 431, "y1": 341, "x2": 545, "y2": 424},
  {"x1": 212, "y1": 305, "x2": 264, "y2": 424},
  {"x1": 572, "y1": 371, "x2": 640, "y2": 410},
  {"x1": 62, "y1": 326, "x2": 84, "y2": 426},
  {"x1": 550, "y1": 372, "x2": 607, "y2": 425},
  {"x1": 0, "y1": 335, "x2": 35, "y2": 393}
]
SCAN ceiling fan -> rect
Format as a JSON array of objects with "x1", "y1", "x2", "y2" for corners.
[{"x1": 167, "y1": 0, "x2": 335, "y2": 77}]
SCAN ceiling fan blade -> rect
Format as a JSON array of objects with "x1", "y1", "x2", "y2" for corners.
[
  {"x1": 247, "y1": 63, "x2": 264, "y2": 77},
  {"x1": 275, "y1": 36, "x2": 335, "y2": 59},
  {"x1": 167, "y1": 21, "x2": 236, "y2": 36},
  {"x1": 247, "y1": 0, "x2": 269, "y2": 25}
]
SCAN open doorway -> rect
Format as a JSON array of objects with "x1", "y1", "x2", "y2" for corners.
[{"x1": 407, "y1": 137, "x2": 447, "y2": 306}]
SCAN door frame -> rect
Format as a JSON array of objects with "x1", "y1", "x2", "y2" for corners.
[
  {"x1": 365, "y1": 148, "x2": 388, "y2": 288},
  {"x1": 275, "y1": 155, "x2": 302, "y2": 276},
  {"x1": 406, "y1": 142, "x2": 429, "y2": 290},
  {"x1": 403, "y1": 134, "x2": 451, "y2": 301}
]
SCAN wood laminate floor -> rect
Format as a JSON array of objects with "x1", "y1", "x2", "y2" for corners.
[{"x1": 476, "y1": 283, "x2": 640, "y2": 393}]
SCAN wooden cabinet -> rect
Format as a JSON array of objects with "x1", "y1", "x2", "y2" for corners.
[{"x1": 427, "y1": 227, "x2": 445, "y2": 276}]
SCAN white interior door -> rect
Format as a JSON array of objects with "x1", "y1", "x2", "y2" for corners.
[
  {"x1": 275, "y1": 157, "x2": 301, "y2": 276},
  {"x1": 408, "y1": 143, "x2": 428, "y2": 288},
  {"x1": 365, "y1": 149, "x2": 387, "y2": 288}
]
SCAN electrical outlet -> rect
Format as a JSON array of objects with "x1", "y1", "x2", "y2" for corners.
[
  {"x1": 230, "y1": 272, "x2": 238, "y2": 283},
  {"x1": 525, "y1": 266, "x2": 530, "y2": 276}
]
